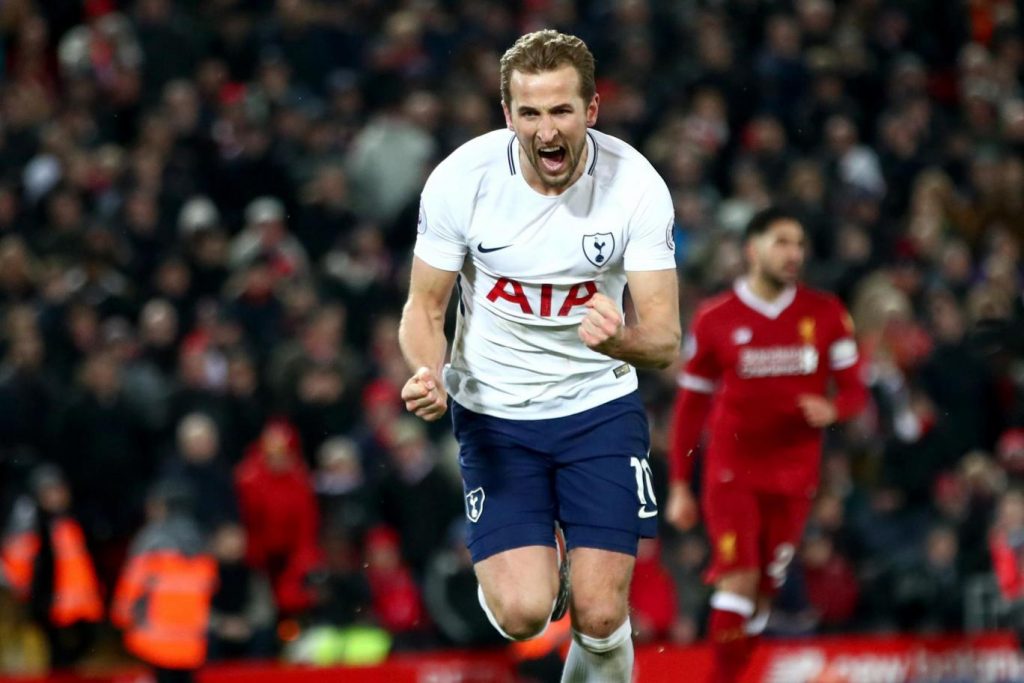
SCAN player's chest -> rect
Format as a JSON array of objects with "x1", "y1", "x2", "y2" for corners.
[
  {"x1": 466, "y1": 186, "x2": 628, "y2": 279},
  {"x1": 716, "y1": 311, "x2": 827, "y2": 379}
]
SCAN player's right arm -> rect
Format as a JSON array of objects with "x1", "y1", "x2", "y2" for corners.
[
  {"x1": 666, "y1": 306, "x2": 720, "y2": 530},
  {"x1": 400, "y1": 154, "x2": 469, "y2": 422},
  {"x1": 399, "y1": 257, "x2": 458, "y2": 421}
]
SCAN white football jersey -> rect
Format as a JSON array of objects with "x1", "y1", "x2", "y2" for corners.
[{"x1": 414, "y1": 128, "x2": 675, "y2": 419}]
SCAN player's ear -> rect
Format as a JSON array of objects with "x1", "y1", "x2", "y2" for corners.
[
  {"x1": 586, "y1": 93, "x2": 599, "y2": 127},
  {"x1": 743, "y1": 237, "x2": 757, "y2": 264},
  {"x1": 502, "y1": 100, "x2": 514, "y2": 130}
]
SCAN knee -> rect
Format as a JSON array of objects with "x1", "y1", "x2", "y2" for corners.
[
  {"x1": 571, "y1": 597, "x2": 628, "y2": 640},
  {"x1": 717, "y1": 569, "x2": 760, "y2": 601},
  {"x1": 490, "y1": 593, "x2": 553, "y2": 640}
]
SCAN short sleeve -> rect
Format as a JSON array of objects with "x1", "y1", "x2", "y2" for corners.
[
  {"x1": 678, "y1": 308, "x2": 720, "y2": 393},
  {"x1": 827, "y1": 299, "x2": 859, "y2": 371},
  {"x1": 412, "y1": 166, "x2": 468, "y2": 272},
  {"x1": 623, "y1": 173, "x2": 676, "y2": 272}
]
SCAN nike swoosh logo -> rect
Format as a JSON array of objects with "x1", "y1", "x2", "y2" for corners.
[
  {"x1": 477, "y1": 243, "x2": 512, "y2": 253},
  {"x1": 638, "y1": 508, "x2": 658, "y2": 519}
]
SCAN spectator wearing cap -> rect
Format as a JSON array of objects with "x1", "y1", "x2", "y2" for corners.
[
  {"x1": 1, "y1": 465, "x2": 103, "y2": 669},
  {"x1": 228, "y1": 196, "x2": 308, "y2": 281},
  {"x1": 178, "y1": 196, "x2": 230, "y2": 301}
]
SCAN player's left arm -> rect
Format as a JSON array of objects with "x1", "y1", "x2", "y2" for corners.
[
  {"x1": 580, "y1": 172, "x2": 680, "y2": 368},
  {"x1": 798, "y1": 302, "x2": 869, "y2": 428},
  {"x1": 578, "y1": 268, "x2": 680, "y2": 368}
]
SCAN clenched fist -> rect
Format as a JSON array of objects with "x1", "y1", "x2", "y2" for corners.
[
  {"x1": 578, "y1": 292, "x2": 624, "y2": 353},
  {"x1": 401, "y1": 366, "x2": 448, "y2": 421},
  {"x1": 665, "y1": 481, "x2": 700, "y2": 531}
]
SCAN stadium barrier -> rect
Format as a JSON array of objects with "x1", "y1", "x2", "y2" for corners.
[{"x1": 2, "y1": 632, "x2": 1021, "y2": 683}]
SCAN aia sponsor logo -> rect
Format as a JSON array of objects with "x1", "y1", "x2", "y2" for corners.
[{"x1": 485, "y1": 278, "x2": 597, "y2": 317}]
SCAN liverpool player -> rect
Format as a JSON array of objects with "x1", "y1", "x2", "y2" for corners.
[{"x1": 666, "y1": 207, "x2": 868, "y2": 682}]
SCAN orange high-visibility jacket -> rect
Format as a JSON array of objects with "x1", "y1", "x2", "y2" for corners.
[
  {"x1": 1, "y1": 515, "x2": 104, "y2": 627},
  {"x1": 111, "y1": 517, "x2": 217, "y2": 670}
]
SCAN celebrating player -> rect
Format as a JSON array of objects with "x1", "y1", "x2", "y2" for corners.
[
  {"x1": 399, "y1": 29, "x2": 679, "y2": 683},
  {"x1": 666, "y1": 207, "x2": 868, "y2": 682}
]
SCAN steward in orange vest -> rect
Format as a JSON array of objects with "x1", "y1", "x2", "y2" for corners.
[
  {"x1": 112, "y1": 480, "x2": 217, "y2": 683},
  {"x1": 0, "y1": 465, "x2": 103, "y2": 669}
]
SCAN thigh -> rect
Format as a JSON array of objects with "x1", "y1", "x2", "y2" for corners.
[
  {"x1": 475, "y1": 545, "x2": 560, "y2": 611},
  {"x1": 758, "y1": 493, "x2": 813, "y2": 594},
  {"x1": 555, "y1": 394, "x2": 655, "y2": 555},
  {"x1": 701, "y1": 483, "x2": 762, "y2": 584},
  {"x1": 453, "y1": 403, "x2": 557, "y2": 563},
  {"x1": 567, "y1": 547, "x2": 635, "y2": 630}
]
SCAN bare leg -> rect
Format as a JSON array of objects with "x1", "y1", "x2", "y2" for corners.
[
  {"x1": 560, "y1": 547, "x2": 635, "y2": 683},
  {"x1": 475, "y1": 545, "x2": 559, "y2": 640}
]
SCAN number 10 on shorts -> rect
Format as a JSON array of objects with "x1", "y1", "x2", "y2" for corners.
[{"x1": 630, "y1": 456, "x2": 658, "y2": 519}]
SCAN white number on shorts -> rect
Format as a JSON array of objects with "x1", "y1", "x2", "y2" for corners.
[
  {"x1": 629, "y1": 456, "x2": 658, "y2": 507},
  {"x1": 766, "y1": 543, "x2": 795, "y2": 588}
]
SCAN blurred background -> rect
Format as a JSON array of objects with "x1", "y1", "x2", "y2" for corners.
[{"x1": 1, "y1": 0, "x2": 1024, "y2": 680}]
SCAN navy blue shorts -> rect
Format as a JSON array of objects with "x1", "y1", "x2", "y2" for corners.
[{"x1": 452, "y1": 392, "x2": 658, "y2": 563}]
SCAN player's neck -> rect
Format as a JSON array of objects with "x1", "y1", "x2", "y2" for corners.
[{"x1": 745, "y1": 274, "x2": 791, "y2": 302}]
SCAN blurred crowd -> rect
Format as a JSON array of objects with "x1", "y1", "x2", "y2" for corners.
[{"x1": 2, "y1": 0, "x2": 1024, "y2": 673}]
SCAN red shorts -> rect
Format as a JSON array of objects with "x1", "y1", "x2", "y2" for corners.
[{"x1": 701, "y1": 483, "x2": 812, "y2": 594}]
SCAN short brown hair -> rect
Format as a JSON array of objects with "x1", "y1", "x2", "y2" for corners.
[{"x1": 499, "y1": 30, "x2": 596, "y2": 107}]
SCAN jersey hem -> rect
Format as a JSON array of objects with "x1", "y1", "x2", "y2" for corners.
[{"x1": 449, "y1": 380, "x2": 638, "y2": 420}]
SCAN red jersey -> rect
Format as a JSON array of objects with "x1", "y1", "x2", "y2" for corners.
[{"x1": 670, "y1": 280, "x2": 867, "y2": 496}]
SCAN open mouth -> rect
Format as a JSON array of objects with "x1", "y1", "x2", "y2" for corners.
[{"x1": 537, "y1": 146, "x2": 567, "y2": 174}]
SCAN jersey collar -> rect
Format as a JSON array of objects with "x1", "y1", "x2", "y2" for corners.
[
  {"x1": 734, "y1": 278, "x2": 797, "y2": 319},
  {"x1": 508, "y1": 131, "x2": 599, "y2": 179}
]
